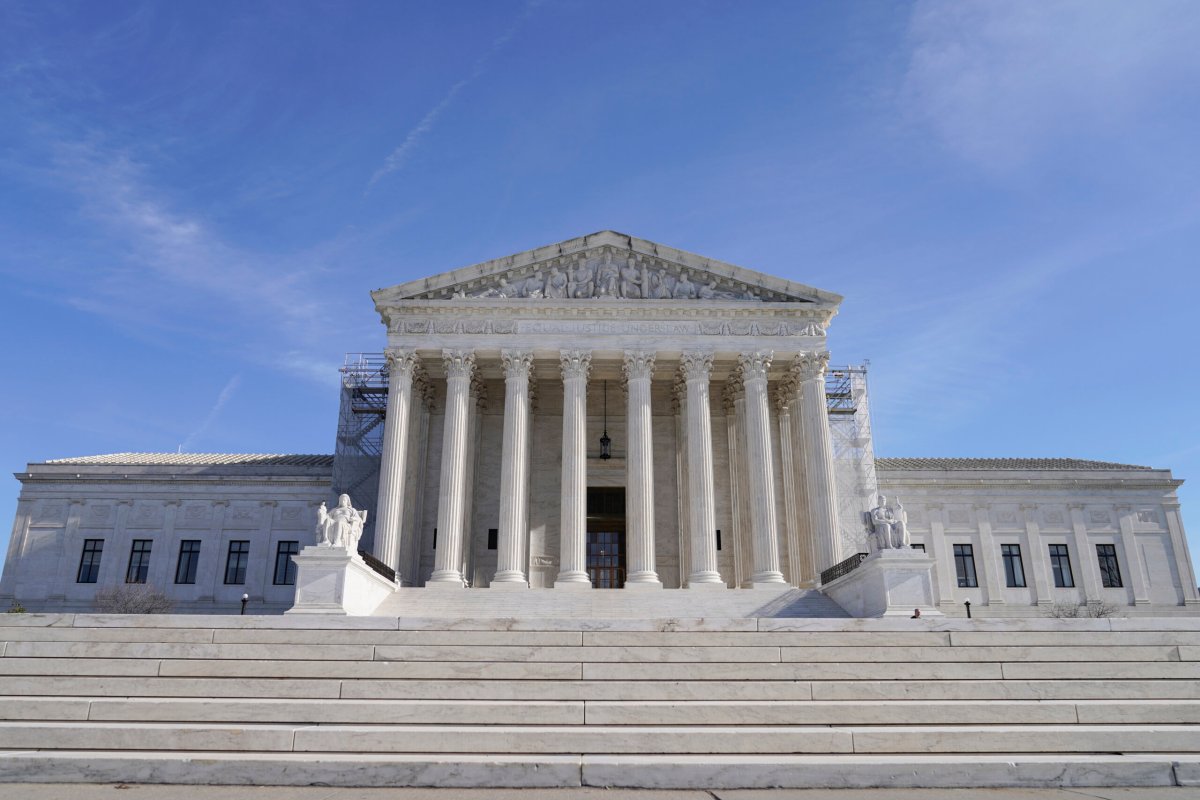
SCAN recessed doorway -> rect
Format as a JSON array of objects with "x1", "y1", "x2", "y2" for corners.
[{"x1": 586, "y1": 487, "x2": 625, "y2": 589}]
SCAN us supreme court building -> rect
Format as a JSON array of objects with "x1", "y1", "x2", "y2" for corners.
[{"x1": 3, "y1": 231, "x2": 1196, "y2": 617}]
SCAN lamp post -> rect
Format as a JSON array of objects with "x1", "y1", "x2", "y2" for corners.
[
  {"x1": 963, "y1": 599, "x2": 972, "y2": 619},
  {"x1": 240, "y1": 593, "x2": 249, "y2": 616}
]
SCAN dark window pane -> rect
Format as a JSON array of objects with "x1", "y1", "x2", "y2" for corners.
[
  {"x1": 487, "y1": 529, "x2": 498, "y2": 550},
  {"x1": 126, "y1": 539, "x2": 152, "y2": 584},
  {"x1": 77, "y1": 539, "x2": 104, "y2": 584},
  {"x1": 175, "y1": 540, "x2": 201, "y2": 585},
  {"x1": 273, "y1": 541, "x2": 300, "y2": 585},
  {"x1": 1001, "y1": 544, "x2": 1026, "y2": 588},
  {"x1": 1097, "y1": 544, "x2": 1123, "y2": 588},
  {"x1": 953, "y1": 544, "x2": 978, "y2": 588},
  {"x1": 1049, "y1": 544, "x2": 1075, "y2": 588},
  {"x1": 224, "y1": 541, "x2": 249, "y2": 585}
]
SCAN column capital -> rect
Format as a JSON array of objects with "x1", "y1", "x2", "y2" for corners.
[
  {"x1": 774, "y1": 382, "x2": 794, "y2": 412},
  {"x1": 792, "y1": 351, "x2": 830, "y2": 382},
  {"x1": 442, "y1": 349, "x2": 476, "y2": 379},
  {"x1": 671, "y1": 373, "x2": 687, "y2": 412},
  {"x1": 621, "y1": 350, "x2": 656, "y2": 382},
  {"x1": 737, "y1": 351, "x2": 773, "y2": 382},
  {"x1": 501, "y1": 350, "x2": 534, "y2": 379},
  {"x1": 721, "y1": 381, "x2": 742, "y2": 413},
  {"x1": 560, "y1": 350, "x2": 592, "y2": 380},
  {"x1": 679, "y1": 351, "x2": 714, "y2": 381},
  {"x1": 385, "y1": 349, "x2": 421, "y2": 379}
]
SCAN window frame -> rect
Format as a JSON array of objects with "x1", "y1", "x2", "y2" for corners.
[
  {"x1": 125, "y1": 539, "x2": 152, "y2": 584},
  {"x1": 77, "y1": 539, "x2": 104, "y2": 584},
  {"x1": 1096, "y1": 543, "x2": 1123, "y2": 588},
  {"x1": 273, "y1": 540, "x2": 300, "y2": 586},
  {"x1": 953, "y1": 543, "x2": 978, "y2": 588},
  {"x1": 175, "y1": 539, "x2": 201, "y2": 585},
  {"x1": 1049, "y1": 543, "x2": 1075, "y2": 588},
  {"x1": 224, "y1": 540, "x2": 250, "y2": 585},
  {"x1": 1001, "y1": 543, "x2": 1026, "y2": 588}
]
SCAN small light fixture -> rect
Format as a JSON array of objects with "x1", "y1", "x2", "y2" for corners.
[
  {"x1": 240, "y1": 593, "x2": 249, "y2": 616},
  {"x1": 599, "y1": 380, "x2": 612, "y2": 460}
]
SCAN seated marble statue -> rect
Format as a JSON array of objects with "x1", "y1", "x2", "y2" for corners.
[
  {"x1": 870, "y1": 494, "x2": 909, "y2": 551},
  {"x1": 315, "y1": 494, "x2": 368, "y2": 553}
]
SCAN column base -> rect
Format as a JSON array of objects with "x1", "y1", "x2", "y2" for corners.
[
  {"x1": 747, "y1": 580, "x2": 791, "y2": 590},
  {"x1": 749, "y1": 570, "x2": 786, "y2": 586},
  {"x1": 624, "y1": 579, "x2": 663, "y2": 590},
  {"x1": 554, "y1": 580, "x2": 592, "y2": 591},
  {"x1": 687, "y1": 580, "x2": 727, "y2": 591},
  {"x1": 490, "y1": 580, "x2": 529, "y2": 590}
]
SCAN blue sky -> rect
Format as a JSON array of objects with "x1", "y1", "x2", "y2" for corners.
[{"x1": 2, "y1": 1, "x2": 1199, "y2": 577}]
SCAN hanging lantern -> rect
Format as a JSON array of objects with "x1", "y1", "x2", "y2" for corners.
[{"x1": 599, "y1": 380, "x2": 612, "y2": 460}]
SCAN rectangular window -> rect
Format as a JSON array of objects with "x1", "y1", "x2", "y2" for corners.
[
  {"x1": 487, "y1": 529, "x2": 498, "y2": 550},
  {"x1": 77, "y1": 539, "x2": 103, "y2": 584},
  {"x1": 1097, "y1": 544, "x2": 1123, "y2": 588},
  {"x1": 125, "y1": 539, "x2": 152, "y2": 584},
  {"x1": 432, "y1": 528, "x2": 437, "y2": 549},
  {"x1": 1001, "y1": 543, "x2": 1026, "y2": 588},
  {"x1": 716, "y1": 529, "x2": 722, "y2": 551},
  {"x1": 911, "y1": 543, "x2": 926, "y2": 553},
  {"x1": 1049, "y1": 544, "x2": 1075, "y2": 588},
  {"x1": 273, "y1": 541, "x2": 300, "y2": 586},
  {"x1": 224, "y1": 540, "x2": 249, "y2": 585},
  {"x1": 953, "y1": 544, "x2": 978, "y2": 588},
  {"x1": 175, "y1": 540, "x2": 201, "y2": 585}
]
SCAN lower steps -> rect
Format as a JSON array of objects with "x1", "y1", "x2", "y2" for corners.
[{"x1": 1, "y1": 613, "x2": 1199, "y2": 788}]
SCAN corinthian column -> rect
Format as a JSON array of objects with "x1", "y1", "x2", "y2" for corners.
[
  {"x1": 428, "y1": 349, "x2": 475, "y2": 587},
  {"x1": 739, "y1": 352, "x2": 787, "y2": 586},
  {"x1": 623, "y1": 351, "x2": 662, "y2": 588},
  {"x1": 793, "y1": 351, "x2": 842, "y2": 576},
  {"x1": 680, "y1": 351, "x2": 724, "y2": 588},
  {"x1": 555, "y1": 350, "x2": 592, "y2": 588},
  {"x1": 493, "y1": 350, "x2": 534, "y2": 588},
  {"x1": 373, "y1": 349, "x2": 419, "y2": 579}
]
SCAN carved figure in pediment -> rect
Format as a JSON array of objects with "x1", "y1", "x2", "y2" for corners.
[
  {"x1": 515, "y1": 271, "x2": 544, "y2": 298},
  {"x1": 648, "y1": 269, "x2": 671, "y2": 299},
  {"x1": 595, "y1": 255, "x2": 619, "y2": 298},
  {"x1": 470, "y1": 277, "x2": 512, "y2": 298},
  {"x1": 672, "y1": 269, "x2": 698, "y2": 299},
  {"x1": 619, "y1": 257, "x2": 642, "y2": 298},
  {"x1": 698, "y1": 280, "x2": 716, "y2": 299},
  {"x1": 545, "y1": 266, "x2": 567, "y2": 299},
  {"x1": 568, "y1": 259, "x2": 594, "y2": 298}
]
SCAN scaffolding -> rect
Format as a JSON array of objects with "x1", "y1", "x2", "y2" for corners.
[
  {"x1": 826, "y1": 365, "x2": 879, "y2": 559},
  {"x1": 330, "y1": 353, "x2": 389, "y2": 552}
]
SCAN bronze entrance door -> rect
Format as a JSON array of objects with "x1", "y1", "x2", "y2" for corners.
[{"x1": 586, "y1": 488, "x2": 626, "y2": 589}]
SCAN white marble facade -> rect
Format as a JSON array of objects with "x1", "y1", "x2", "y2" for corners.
[{"x1": 1, "y1": 231, "x2": 1196, "y2": 615}]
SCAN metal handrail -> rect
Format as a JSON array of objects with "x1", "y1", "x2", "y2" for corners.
[{"x1": 820, "y1": 552, "x2": 868, "y2": 585}]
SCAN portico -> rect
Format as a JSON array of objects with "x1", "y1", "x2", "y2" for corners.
[{"x1": 366, "y1": 231, "x2": 847, "y2": 592}]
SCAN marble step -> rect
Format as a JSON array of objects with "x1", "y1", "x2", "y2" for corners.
[
  {"x1": 7, "y1": 697, "x2": 1200, "y2": 726},
  {"x1": 0, "y1": 722, "x2": 1197, "y2": 755}
]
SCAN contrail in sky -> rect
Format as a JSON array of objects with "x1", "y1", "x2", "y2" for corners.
[
  {"x1": 180, "y1": 374, "x2": 241, "y2": 452},
  {"x1": 368, "y1": 1, "x2": 542, "y2": 189}
]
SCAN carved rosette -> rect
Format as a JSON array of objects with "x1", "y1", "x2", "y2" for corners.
[
  {"x1": 501, "y1": 350, "x2": 534, "y2": 379},
  {"x1": 384, "y1": 349, "x2": 420, "y2": 379},
  {"x1": 621, "y1": 351, "x2": 655, "y2": 383},
  {"x1": 442, "y1": 349, "x2": 476, "y2": 380},
  {"x1": 737, "y1": 351, "x2": 773, "y2": 383},
  {"x1": 792, "y1": 351, "x2": 830, "y2": 383},
  {"x1": 678, "y1": 351, "x2": 714, "y2": 382},
  {"x1": 559, "y1": 350, "x2": 592, "y2": 381}
]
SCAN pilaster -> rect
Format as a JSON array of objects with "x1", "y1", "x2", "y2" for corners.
[
  {"x1": 1116, "y1": 504, "x2": 1151, "y2": 605},
  {"x1": 1019, "y1": 504, "x2": 1052, "y2": 605},
  {"x1": 1164, "y1": 502, "x2": 1200, "y2": 605},
  {"x1": 973, "y1": 503, "x2": 1004, "y2": 605}
]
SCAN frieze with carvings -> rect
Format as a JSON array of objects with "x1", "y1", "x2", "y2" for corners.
[
  {"x1": 1089, "y1": 510, "x2": 1111, "y2": 525},
  {"x1": 391, "y1": 317, "x2": 827, "y2": 338},
  {"x1": 1136, "y1": 510, "x2": 1159, "y2": 525}
]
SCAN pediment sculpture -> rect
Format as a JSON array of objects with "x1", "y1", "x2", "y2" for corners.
[{"x1": 451, "y1": 250, "x2": 763, "y2": 302}]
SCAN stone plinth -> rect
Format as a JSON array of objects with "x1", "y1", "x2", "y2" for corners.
[
  {"x1": 822, "y1": 549, "x2": 943, "y2": 618},
  {"x1": 287, "y1": 546, "x2": 396, "y2": 616}
]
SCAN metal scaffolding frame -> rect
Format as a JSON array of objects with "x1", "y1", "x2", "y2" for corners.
[{"x1": 826, "y1": 365, "x2": 879, "y2": 558}]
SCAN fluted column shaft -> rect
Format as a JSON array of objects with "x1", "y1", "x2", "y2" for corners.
[
  {"x1": 493, "y1": 351, "x2": 533, "y2": 586},
  {"x1": 740, "y1": 352, "x2": 787, "y2": 585},
  {"x1": 776, "y1": 386, "x2": 802, "y2": 586},
  {"x1": 556, "y1": 350, "x2": 592, "y2": 587},
  {"x1": 429, "y1": 349, "x2": 475, "y2": 586},
  {"x1": 373, "y1": 349, "x2": 419, "y2": 578},
  {"x1": 623, "y1": 351, "x2": 661, "y2": 588},
  {"x1": 681, "y1": 352, "x2": 724, "y2": 587},
  {"x1": 794, "y1": 351, "x2": 842, "y2": 576}
]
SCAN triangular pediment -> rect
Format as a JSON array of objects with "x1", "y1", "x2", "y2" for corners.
[{"x1": 372, "y1": 231, "x2": 842, "y2": 306}]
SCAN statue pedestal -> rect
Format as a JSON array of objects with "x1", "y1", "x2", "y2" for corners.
[
  {"x1": 823, "y1": 549, "x2": 943, "y2": 618},
  {"x1": 286, "y1": 545, "x2": 396, "y2": 616}
]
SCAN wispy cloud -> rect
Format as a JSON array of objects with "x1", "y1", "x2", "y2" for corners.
[
  {"x1": 180, "y1": 374, "x2": 241, "y2": 451},
  {"x1": 368, "y1": 0, "x2": 542, "y2": 188},
  {"x1": 900, "y1": 0, "x2": 1200, "y2": 170}
]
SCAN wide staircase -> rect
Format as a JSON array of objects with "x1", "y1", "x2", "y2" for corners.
[{"x1": 0, "y1": 612, "x2": 1199, "y2": 788}]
